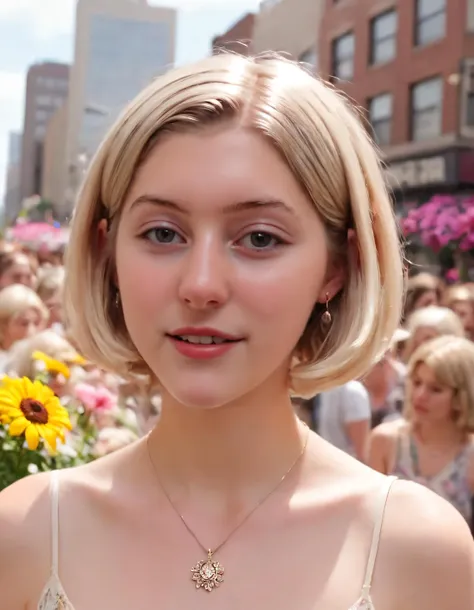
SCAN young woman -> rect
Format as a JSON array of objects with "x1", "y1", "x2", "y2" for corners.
[
  {"x1": 369, "y1": 335, "x2": 474, "y2": 530},
  {"x1": 0, "y1": 55, "x2": 472, "y2": 610},
  {"x1": 0, "y1": 283, "x2": 48, "y2": 361}
]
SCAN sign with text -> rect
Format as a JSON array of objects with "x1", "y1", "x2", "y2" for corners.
[{"x1": 385, "y1": 156, "x2": 447, "y2": 189}]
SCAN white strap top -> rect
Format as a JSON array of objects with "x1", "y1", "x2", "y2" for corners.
[{"x1": 37, "y1": 471, "x2": 397, "y2": 610}]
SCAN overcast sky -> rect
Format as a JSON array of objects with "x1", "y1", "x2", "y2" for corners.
[{"x1": 0, "y1": 0, "x2": 260, "y2": 205}]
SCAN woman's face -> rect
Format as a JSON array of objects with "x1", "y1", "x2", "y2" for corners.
[
  {"x1": 451, "y1": 300, "x2": 474, "y2": 335},
  {"x1": 410, "y1": 363, "x2": 454, "y2": 426},
  {"x1": 115, "y1": 125, "x2": 343, "y2": 409},
  {"x1": 44, "y1": 291, "x2": 63, "y2": 325},
  {"x1": 0, "y1": 255, "x2": 34, "y2": 289},
  {"x1": 3, "y1": 307, "x2": 43, "y2": 349}
]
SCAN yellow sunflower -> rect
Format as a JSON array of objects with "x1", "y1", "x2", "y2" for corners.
[
  {"x1": 0, "y1": 377, "x2": 72, "y2": 452},
  {"x1": 32, "y1": 351, "x2": 71, "y2": 380}
]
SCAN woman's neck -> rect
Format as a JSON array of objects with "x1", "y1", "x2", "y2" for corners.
[
  {"x1": 147, "y1": 376, "x2": 306, "y2": 504},
  {"x1": 413, "y1": 421, "x2": 465, "y2": 448}
]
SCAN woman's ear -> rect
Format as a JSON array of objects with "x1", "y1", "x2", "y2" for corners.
[
  {"x1": 97, "y1": 219, "x2": 108, "y2": 252},
  {"x1": 316, "y1": 230, "x2": 357, "y2": 304}
]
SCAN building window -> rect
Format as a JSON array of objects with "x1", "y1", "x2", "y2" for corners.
[
  {"x1": 35, "y1": 109, "x2": 49, "y2": 122},
  {"x1": 36, "y1": 94, "x2": 52, "y2": 106},
  {"x1": 299, "y1": 47, "x2": 318, "y2": 70},
  {"x1": 415, "y1": 0, "x2": 446, "y2": 47},
  {"x1": 34, "y1": 124, "x2": 46, "y2": 140},
  {"x1": 463, "y1": 63, "x2": 474, "y2": 127},
  {"x1": 370, "y1": 10, "x2": 397, "y2": 65},
  {"x1": 332, "y1": 31, "x2": 355, "y2": 81},
  {"x1": 369, "y1": 93, "x2": 393, "y2": 145},
  {"x1": 411, "y1": 77, "x2": 443, "y2": 141}
]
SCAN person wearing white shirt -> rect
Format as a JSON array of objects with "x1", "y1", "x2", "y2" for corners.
[{"x1": 318, "y1": 380, "x2": 371, "y2": 461}]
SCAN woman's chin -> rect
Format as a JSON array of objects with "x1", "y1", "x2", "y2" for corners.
[{"x1": 162, "y1": 380, "x2": 244, "y2": 411}]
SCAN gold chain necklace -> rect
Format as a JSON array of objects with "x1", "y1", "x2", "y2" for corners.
[{"x1": 146, "y1": 423, "x2": 309, "y2": 593}]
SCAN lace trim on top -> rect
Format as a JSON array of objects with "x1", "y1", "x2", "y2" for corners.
[
  {"x1": 37, "y1": 471, "x2": 396, "y2": 610},
  {"x1": 38, "y1": 572, "x2": 75, "y2": 610}
]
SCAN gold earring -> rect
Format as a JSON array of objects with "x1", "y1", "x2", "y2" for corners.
[{"x1": 321, "y1": 292, "x2": 332, "y2": 327}]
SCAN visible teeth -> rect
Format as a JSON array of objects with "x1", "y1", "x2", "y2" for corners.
[{"x1": 179, "y1": 335, "x2": 227, "y2": 345}]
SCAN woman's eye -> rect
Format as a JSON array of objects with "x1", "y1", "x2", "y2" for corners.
[
  {"x1": 144, "y1": 227, "x2": 183, "y2": 244},
  {"x1": 238, "y1": 231, "x2": 282, "y2": 250}
]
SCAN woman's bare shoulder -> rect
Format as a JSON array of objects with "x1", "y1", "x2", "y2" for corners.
[
  {"x1": 381, "y1": 479, "x2": 474, "y2": 609},
  {"x1": 0, "y1": 471, "x2": 55, "y2": 608}
]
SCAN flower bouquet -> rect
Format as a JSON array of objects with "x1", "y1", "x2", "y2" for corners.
[
  {"x1": 401, "y1": 195, "x2": 474, "y2": 281},
  {"x1": 0, "y1": 377, "x2": 74, "y2": 489}
]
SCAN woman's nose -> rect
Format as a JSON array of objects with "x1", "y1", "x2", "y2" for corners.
[{"x1": 177, "y1": 237, "x2": 230, "y2": 310}]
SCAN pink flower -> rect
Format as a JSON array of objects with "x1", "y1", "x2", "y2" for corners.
[
  {"x1": 74, "y1": 382, "x2": 117, "y2": 411},
  {"x1": 459, "y1": 234, "x2": 474, "y2": 251},
  {"x1": 445, "y1": 268, "x2": 460, "y2": 283},
  {"x1": 421, "y1": 231, "x2": 443, "y2": 252},
  {"x1": 401, "y1": 217, "x2": 418, "y2": 235}
]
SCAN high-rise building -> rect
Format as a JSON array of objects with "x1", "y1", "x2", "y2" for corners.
[
  {"x1": 19, "y1": 62, "x2": 70, "y2": 208},
  {"x1": 63, "y1": 0, "x2": 176, "y2": 214},
  {"x1": 252, "y1": 0, "x2": 322, "y2": 68},
  {"x1": 319, "y1": 0, "x2": 474, "y2": 213},
  {"x1": 4, "y1": 132, "x2": 22, "y2": 224},
  {"x1": 42, "y1": 102, "x2": 69, "y2": 218},
  {"x1": 212, "y1": 13, "x2": 255, "y2": 56}
]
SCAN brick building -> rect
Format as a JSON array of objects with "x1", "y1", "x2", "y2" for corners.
[
  {"x1": 212, "y1": 13, "x2": 255, "y2": 56},
  {"x1": 319, "y1": 0, "x2": 474, "y2": 211}
]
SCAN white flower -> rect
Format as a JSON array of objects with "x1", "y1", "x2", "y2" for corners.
[
  {"x1": 27, "y1": 464, "x2": 39, "y2": 474},
  {"x1": 34, "y1": 360, "x2": 47, "y2": 373},
  {"x1": 57, "y1": 443, "x2": 77, "y2": 458}
]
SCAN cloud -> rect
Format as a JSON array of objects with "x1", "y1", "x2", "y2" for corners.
[{"x1": 0, "y1": 0, "x2": 75, "y2": 39}]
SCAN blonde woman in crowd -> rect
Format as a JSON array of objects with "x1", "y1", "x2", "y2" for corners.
[
  {"x1": 402, "y1": 305, "x2": 465, "y2": 363},
  {"x1": 0, "y1": 284, "x2": 48, "y2": 369},
  {"x1": 369, "y1": 335, "x2": 474, "y2": 531},
  {"x1": 443, "y1": 284, "x2": 474, "y2": 340},
  {"x1": 0, "y1": 55, "x2": 472, "y2": 610}
]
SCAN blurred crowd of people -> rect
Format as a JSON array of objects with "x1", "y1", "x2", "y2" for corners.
[
  {"x1": 296, "y1": 271, "x2": 474, "y2": 532},
  {"x1": 0, "y1": 239, "x2": 161, "y2": 467}
]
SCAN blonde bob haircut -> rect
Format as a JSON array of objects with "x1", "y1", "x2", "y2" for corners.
[
  {"x1": 64, "y1": 54, "x2": 404, "y2": 396},
  {"x1": 405, "y1": 335, "x2": 474, "y2": 434}
]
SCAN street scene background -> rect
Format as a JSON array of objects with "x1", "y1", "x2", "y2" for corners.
[{"x1": 1, "y1": 0, "x2": 474, "y2": 536}]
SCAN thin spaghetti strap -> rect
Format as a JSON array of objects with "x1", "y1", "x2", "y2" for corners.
[
  {"x1": 361, "y1": 476, "x2": 397, "y2": 595},
  {"x1": 50, "y1": 470, "x2": 60, "y2": 576}
]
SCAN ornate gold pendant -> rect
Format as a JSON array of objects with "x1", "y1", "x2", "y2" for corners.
[{"x1": 191, "y1": 550, "x2": 224, "y2": 592}]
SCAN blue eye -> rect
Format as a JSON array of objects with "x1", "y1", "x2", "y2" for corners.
[
  {"x1": 145, "y1": 227, "x2": 183, "y2": 244},
  {"x1": 239, "y1": 231, "x2": 281, "y2": 250}
]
